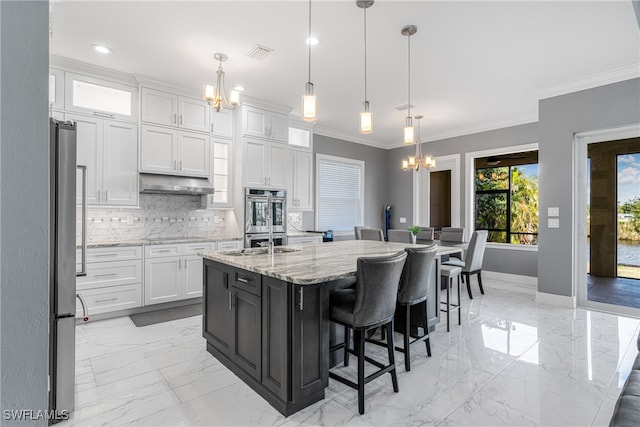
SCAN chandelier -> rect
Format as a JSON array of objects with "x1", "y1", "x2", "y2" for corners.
[
  {"x1": 402, "y1": 115, "x2": 436, "y2": 171},
  {"x1": 203, "y1": 53, "x2": 240, "y2": 112}
]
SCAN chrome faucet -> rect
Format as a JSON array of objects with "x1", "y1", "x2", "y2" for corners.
[{"x1": 267, "y1": 192, "x2": 274, "y2": 255}]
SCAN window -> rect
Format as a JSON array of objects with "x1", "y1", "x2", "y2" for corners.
[
  {"x1": 474, "y1": 151, "x2": 539, "y2": 245},
  {"x1": 316, "y1": 154, "x2": 364, "y2": 233}
]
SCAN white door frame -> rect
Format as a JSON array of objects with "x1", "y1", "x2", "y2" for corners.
[
  {"x1": 574, "y1": 124, "x2": 640, "y2": 317},
  {"x1": 414, "y1": 154, "x2": 461, "y2": 227}
]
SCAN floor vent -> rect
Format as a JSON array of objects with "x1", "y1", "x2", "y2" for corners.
[{"x1": 247, "y1": 45, "x2": 274, "y2": 61}]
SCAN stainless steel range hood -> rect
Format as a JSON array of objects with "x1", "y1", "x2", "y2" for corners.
[{"x1": 139, "y1": 173, "x2": 215, "y2": 195}]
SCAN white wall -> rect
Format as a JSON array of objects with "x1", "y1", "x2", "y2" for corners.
[{"x1": 0, "y1": 1, "x2": 50, "y2": 425}]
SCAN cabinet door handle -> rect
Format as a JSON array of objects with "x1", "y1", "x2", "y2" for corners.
[
  {"x1": 97, "y1": 189, "x2": 101, "y2": 204},
  {"x1": 93, "y1": 111, "x2": 115, "y2": 119},
  {"x1": 95, "y1": 253, "x2": 117, "y2": 258},
  {"x1": 211, "y1": 123, "x2": 214, "y2": 133},
  {"x1": 180, "y1": 114, "x2": 183, "y2": 125},
  {"x1": 236, "y1": 277, "x2": 249, "y2": 284},
  {"x1": 184, "y1": 258, "x2": 188, "y2": 270},
  {"x1": 179, "y1": 161, "x2": 182, "y2": 171},
  {"x1": 178, "y1": 258, "x2": 182, "y2": 269},
  {"x1": 173, "y1": 160, "x2": 177, "y2": 170},
  {"x1": 105, "y1": 189, "x2": 109, "y2": 202},
  {"x1": 94, "y1": 273, "x2": 117, "y2": 278},
  {"x1": 298, "y1": 288, "x2": 304, "y2": 311},
  {"x1": 228, "y1": 291, "x2": 232, "y2": 310},
  {"x1": 156, "y1": 249, "x2": 171, "y2": 253},
  {"x1": 173, "y1": 113, "x2": 177, "y2": 124}
]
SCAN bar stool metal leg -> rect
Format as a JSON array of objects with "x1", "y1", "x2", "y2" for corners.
[
  {"x1": 344, "y1": 326, "x2": 351, "y2": 367},
  {"x1": 386, "y1": 321, "x2": 399, "y2": 393}
]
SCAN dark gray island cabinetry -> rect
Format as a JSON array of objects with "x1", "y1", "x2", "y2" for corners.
[
  {"x1": 200, "y1": 241, "x2": 462, "y2": 416},
  {"x1": 203, "y1": 260, "x2": 328, "y2": 416}
]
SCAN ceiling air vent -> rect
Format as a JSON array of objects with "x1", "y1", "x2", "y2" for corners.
[
  {"x1": 394, "y1": 103, "x2": 416, "y2": 112},
  {"x1": 247, "y1": 45, "x2": 274, "y2": 61}
]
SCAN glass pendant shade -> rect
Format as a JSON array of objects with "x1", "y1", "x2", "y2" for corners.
[
  {"x1": 402, "y1": 159, "x2": 409, "y2": 170},
  {"x1": 359, "y1": 101, "x2": 372, "y2": 134},
  {"x1": 202, "y1": 53, "x2": 239, "y2": 112},
  {"x1": 302, "y1": 82, "x2": 316, "y2": 122},
  {"x1": 203, "y1": 84, "x2": 216, "y2": 103},
  {"x1": 404, "y1": 116, "x2": 415, "y2": 144},
  {"x1": 229, "y1": 90, "x2": 240, "y2": 106}
]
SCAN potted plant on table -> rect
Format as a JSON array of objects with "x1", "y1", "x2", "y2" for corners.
[{"x1": 408, "y1": 225, "x2": 421, "y2": 244}]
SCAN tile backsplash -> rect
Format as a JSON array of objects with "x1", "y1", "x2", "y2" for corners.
[{"x1": 77, "y1": 194, "x2": 232, "y2": 243}]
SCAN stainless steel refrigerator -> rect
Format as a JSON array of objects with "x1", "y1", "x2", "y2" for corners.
[{"x1": 49, "y1": 119, "x2": 87, "y2": 422}]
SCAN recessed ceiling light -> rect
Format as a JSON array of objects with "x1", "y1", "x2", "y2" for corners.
[
  {"x1": 232, "y1": 85, "x2": 245, "y2": 92},
  {"x1": 305, "y1": 37, "x2": 319, "y2": 46},
  {"x1": 91, "y1": 44, "x2": 112, "y2": 54}
]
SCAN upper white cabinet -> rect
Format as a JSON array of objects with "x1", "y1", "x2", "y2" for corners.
[
  {"x1": 140, "y1": 87, "x2": 209, "y2": 133},
  {"x1": 242, "y1": 106, "x2": 288, "y2": 143},
  {"x1": 288, "y1": 126, "x2": 312, "y2": 150},
  {"x1": 210, "y1": 107, "x2": 234, "y2": 138},
  {"x1": 65, "y1": 72, "x2": 138, "y2": 123},
  {"x1": 286, "y1": 149, "x2": 313, "y2": 210},
  {"x1": 49, "y1": 68, "x2": 64, "y2": 112},
  {"x1": 203, "y1": 138, "x2": 233, "y2": 209},
  {"x1": 70, "y1": 113, "x2": 138, "y2": 206},
  {"x1": 243, "y1": 138, "x2": 287, "y2": 189},
  {"x1": 140, "y1": 125, "x2": 210, "y2": 177}
]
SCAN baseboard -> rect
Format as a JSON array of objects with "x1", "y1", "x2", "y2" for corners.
[
  {"x1": 535, "y1": 291, "x2": 576, "y2": 308},
  {"x1": 483, "y1": 270, "x2": 538, "y2": 291}
]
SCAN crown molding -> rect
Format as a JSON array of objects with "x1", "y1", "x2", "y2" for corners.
[
  {"x1": 49, "y1": 55, "x2": 138, "y2": 87},
  {"x1": 241, "y1": 95, "x2": 292, "y2": 115},
  {"x1": 537, "y1": 63, "x2": 640, "y2": 100},
  {"x1": 312, "y1": 126, "x2": 390, "y2": 149},
  {"x1": 134, "y1": 74, "x2": 202, "y2": 99},
  {"x1": 386, "y1": 114, "x2": 539, "y2": 149}
]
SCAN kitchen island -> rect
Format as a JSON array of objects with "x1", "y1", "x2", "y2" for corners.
[{"x1": 200, "y1": 240, "x2": 462, "y2": 416}]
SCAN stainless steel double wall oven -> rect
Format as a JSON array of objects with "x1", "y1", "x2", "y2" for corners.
[{"x1": 244, "y1": 188, "x2": 287, "y2": 248}]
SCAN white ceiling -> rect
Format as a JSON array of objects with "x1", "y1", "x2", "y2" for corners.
[{"x1": 50, "y1": 0, "x2": 640, "y2": 149}]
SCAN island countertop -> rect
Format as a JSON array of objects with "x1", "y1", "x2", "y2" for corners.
[{"x1": 200, "y1": 240, "x2": 463, "y2": 285}]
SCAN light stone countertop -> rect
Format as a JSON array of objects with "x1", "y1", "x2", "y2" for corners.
[
  {"x1": 84, "y1": 236, "x2": 242, "y2": 248},
  {"x1": 286, "y1": 231, "x2": 325, "y2": 237},
  {"x1": 201, "y1": 240, "x2": 464, "y2": 285}
]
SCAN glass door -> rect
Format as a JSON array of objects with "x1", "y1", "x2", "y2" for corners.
[{"x1": 617, "y1": 153, "x2": 640, "y2": 279}]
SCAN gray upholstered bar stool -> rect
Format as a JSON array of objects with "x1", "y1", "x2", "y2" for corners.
[
  {"x1": 360, "y1": 228, "x2": 385, "y2": 241},
  {"x1": 354, "y1": 225, "x2": 370, "y2": 240},
  {"x1": 416, "y1": 226, "x2": 435, "y2": 243},
  {"x1": 388, "y1": 229, "x2": 413, "y2": 243},
  {"x1": 329, "y1": 251, "x2": 407, "y2": 415},
  {"x1": 440, "y1": 264, "x2": 462, "y2": 332},
  {"x1": 443, "y1": 230, "x2": 488, "y2": 299},
  {"x1": 395, "y1": 245, "x2": 437, "y2": 370}
]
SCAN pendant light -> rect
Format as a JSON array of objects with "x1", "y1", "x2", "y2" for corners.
[
  {"x1": 357, "y1": 0, "x2": 374, "y2": 134},
  {"x1": 302, "y1": 0, "x2": 317, "y2": 122},
  {"x1": 401, "y1": 25, "x2": 417, "y2": 144},
  {"x1": 401, "y1": 115, "x2": 436, "y2": 171}
]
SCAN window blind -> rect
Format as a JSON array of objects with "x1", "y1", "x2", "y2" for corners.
[{"x1": 317, "y1": 158, "x2": 363, "y2": 232}]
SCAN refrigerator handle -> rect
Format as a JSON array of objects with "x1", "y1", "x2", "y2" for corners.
[
  {"x1": 77, "y1": 165, "x2": 88, "y2": 277},
  {"x1": 76, "y1": 293, "x2": 89, "y2": 322}
]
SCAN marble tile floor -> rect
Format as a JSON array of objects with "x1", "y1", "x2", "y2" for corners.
[{"x1": 61, "y1": 277, "x2": 640, "y2": 427}]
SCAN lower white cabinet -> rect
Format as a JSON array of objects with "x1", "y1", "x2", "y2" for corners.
[
  {"x1": 287, "y1": 235, "x2": 323, "y2": 245},
  {"x1": 76, "y1": 246, "x2": 143, "y2": 317},
  {"x1": 217, "y1": 240, "x2": 243, "y2": 251},
  {"x1": 144, "y1": 242, "x2": 214, "y2": 305}
]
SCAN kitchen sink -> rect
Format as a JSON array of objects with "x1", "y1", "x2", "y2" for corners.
[{"x1": 221, "y1": 247, "x2": 302, "y2": 256}]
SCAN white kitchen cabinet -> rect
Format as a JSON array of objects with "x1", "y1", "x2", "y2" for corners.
[
  {"x1": 144, "y1": 242, "x2": 214, "y2": 304},
  {"x1": 75, "y1": 246, "x2": 143, "y2": 317},
  {"x1": 217, "y1": 240, "x2": 243, "y2": 251},
  {"x1": 65, "y1": 72, "x2": 138, "y2": 122},
  {"x1": 286, "y1": 149, "x2": 313, "y2": 210},
  {"x1": 140, "y1": 87, "x2": 209, "y2": 133},
  {"x1": 140, "y1": 124, "x2": 209, "y2": 177},
  {"x1": 49, "y1": 68, "x2": 64, "y2": 112},
  {"x1": 288, "y1": 126, "x2": 312, "y2": 150},
  {"x1": 203, "y1": 138, "x2": 233, "y2": 209},
  {"x1": 210, "y1": 107, "x2": 234, "y2": 138},
  {"x1": 287, "y1": 235, "x2": 322, "y2": 245},
  {"x1": 243, "y1": 138, "x2": 288, "y2": 189},
  {"x1": 70, "y1": 113, "x2": 138, "y2": 206},
  {"x1": 242, "y1": 105, "x2": 288, "y2": 143}
]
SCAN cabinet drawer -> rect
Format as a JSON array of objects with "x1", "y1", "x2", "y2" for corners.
[
  {"x1": 183, "y1": 242, "x2": 214, "y2": 255},
  {"x1": 76, "y1": 283, "x2": 142, "y2": 317},
  {"x1": 288, "y1": 236, "x2": 322, "y2": 245},
  {"x1": 145, "y1": 244, "x2": 183, "y2": 258},
  {"x1": 217, "y1": 240, "x2": 242, "y2": 251},
  {"x1": 77, "y1": 246, "x2": 142, "y2": 264},
  {"x1": 76, "y1": 259, "x2": 142, "y2": 290},
  {"x1": 232, "y1": 269, "x2": 261, "y2": 296}
]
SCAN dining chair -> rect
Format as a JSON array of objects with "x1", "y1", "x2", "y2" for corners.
[
  {"x1": 439, "y1": 227, "x2": 465, "y2": 260},
  {"x1": 416, "y1": 226, "x2": 435, "y2": 242},
  {"x1": 354, "y1": 225, "x2": 370, "y2": 240},
  {"x1": 442, "y1": 230, "x2": 488, "y2": 299},
  {"x1": 360, "y1": 228, "x2": 385, "y2": 241},
  {"x1": 388, "y1": 229, "x2": 413, "y2": 243},
  {"x1": 328, "y1": 251, "x2": 407, "y2": 414}
]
